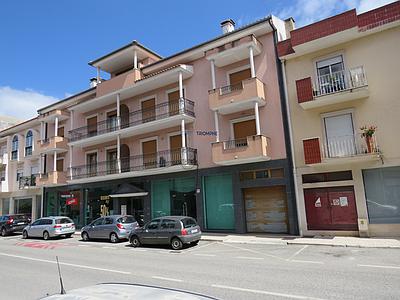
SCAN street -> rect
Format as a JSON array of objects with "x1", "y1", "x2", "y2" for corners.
[{"x1": 0, "y1": 234, "x2": 399, "y2": 299}]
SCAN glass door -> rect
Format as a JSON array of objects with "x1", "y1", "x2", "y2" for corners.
[
  {"x1": 316, "y1": 55, "x2": 345, "y2": 94},
  {"x1": 324, "y1": 113, "x2": 356, "y2": 158}
]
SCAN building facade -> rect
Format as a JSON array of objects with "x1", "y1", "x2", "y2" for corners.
[
  {"x1": 278, "y1": 2, "x2": 400, "y2": 237},
  {"x1": 33, "y1": 17, "x2": 299, "y2": 234}
]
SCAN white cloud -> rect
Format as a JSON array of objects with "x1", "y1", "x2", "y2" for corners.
[
  {"x1": 276, "y1": 0, "x2": 397, "y2": 27},
  {"x1": 0, "y1": 86, "x2": 58, "y2": 120}
]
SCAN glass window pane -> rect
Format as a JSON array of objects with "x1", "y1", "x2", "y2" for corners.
[{"x1": 204, "y1": 174, "x2": 234, "y2": 230}]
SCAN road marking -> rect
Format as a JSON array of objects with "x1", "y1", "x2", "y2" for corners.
[
  {"x1": 102, "y1": 246, "x2": 117, "y2": 249},
  {"x1": 0, "y1": 252, "x2": 131, "y2": 275},
  {"x1": 290, "y1": 259, "x2": 324, "y2": 264},
  {"x1": 194, "y1": 253, "x2": 216, "y2": 257},
  {"x1": 131, "y1": 248, "x2": 147, "y2": 252},
  {"x1": 286, "y1": 245, "x2": 308, "y2": 261},
  {"x1": 212, "y1": 284, "x2": 326, "y2": 299},
  {"x1": 78, "y1": 244, "x2": 89, "y2": 247},
  {"x1": 152, "y1": 276, "x2": 183, "y2": 282},
  {"x1": 185, "y1": 241, "x2": 217, "y2": 253},
  {"x1": 235, "y1": 256, "x2": 264, "y2": 260},
  {"x1": 358, "y1": 264, "x2": 400, "y2": 270},
  {"x1": 218, "y1": 242, "x2": 286, "y2": 261}
]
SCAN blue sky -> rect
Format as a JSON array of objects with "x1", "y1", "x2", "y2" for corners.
[{"x1": 0, "y1": 0, "x2": 395, "y2": 119}]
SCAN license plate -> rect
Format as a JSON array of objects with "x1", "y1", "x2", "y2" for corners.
[
  {"x1": 191, "y1": 229, "x2": 198, "y2": 233},
  {"x1": 17, "y1": 222, "x2": 24, "y2": 225}
]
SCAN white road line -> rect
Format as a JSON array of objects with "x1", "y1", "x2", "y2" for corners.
[
  {"x1": 78, "y1": 244, "x2": 89, "y2": 247},
  {"x1": 194, "y1": 253, "x2": 216, "y2": 257},
  {"x1": 152, "y1": 276, "x2": 183, "y2": 282},
  {"x1": 358, "y1": 264, "x2": 400, "y2": 270},
  {"x1": 286, "y1": 245, "x2": 308, "y2": 261},
  {"x1": 290, "y1": 259, "x2": 324, "y2": 264},
  {"x1": 235, "y1": 256, "x2": 264, "y2": 260},
  {"x1": 185, "y1": 241, "x2": 217, "y2": 253},
  {"x1": 212, "y1": 284, "x2": 326, "y2": 299},
  {"x1": 102, "y1": 246, "x2": 117, "y2": 249},
  {"x1": 218, "y1": 242, "x2": 286, "y2": 261},
  {"x1": 0, "y1": 252, "x2": 131, "y2": 275}
]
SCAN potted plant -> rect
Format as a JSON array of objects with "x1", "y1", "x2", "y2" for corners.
[{"x1": 360, "y1": 125, "x2": 377, "y2": 153}]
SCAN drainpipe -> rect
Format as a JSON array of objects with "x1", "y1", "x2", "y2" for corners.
[{"x1": 268, "y1": 17, "x2": 302, "y2": 236}]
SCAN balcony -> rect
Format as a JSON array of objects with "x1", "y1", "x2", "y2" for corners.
[
  {"x1": 212, "y1": 135, "x2": 271, "y2": 165},
  {"x1": 39, "y1": 109, "x2": 69, "y2": 122},
  {"x1": 303, "y1": 135, "x2": 381, "y2": 167},
  {"x1": 208, "y1": 78, "x2": 266, "y2": 114},
  {"x1": 68, "y1": 98, "x2": 195, "y2": 147},
  {"x1": 296, "y1": 67, "x2": 369, "y2": 110},
  {"x1": 68, "y1": 148, "x2": 197, "y2": 184},
  {"x1": 37, "y1": 137, "x2": 68, "y2": 154},
  {"x1": 18, "y1": 174, "x2": 39, "y2": 189},
  {"x1": 96, "y1": 69, "x2": 142, "y2": 97},
  {"x1": 206, "y1": 35, "x2": 262, "y2": 67},
  {"x1": 37, "y1": 171, "x2": 67, "y2": 186}
]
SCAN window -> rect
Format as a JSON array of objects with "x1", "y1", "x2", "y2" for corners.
[
  {"x1": 118, "y1": 216, "x2": 136, "y2": 224},
  {"x1": 31, "y1": 219, "x2": 41, "y2": 226},
  {"x1": 302, "y1": 171, "x2": 353, "y2": 183},
  {"x1": 161, "y1": 219, "x2": 177, "y2": 229},
  {"x1": 239, "y1": 168, "x2": 285, "y2": 181},
  {"x1": 11, "y1": 135, "x2": 18, "y2": 160},
  {"x1": 56, "y1": 218, "x2": 73, "y2": 224},
  {"x1": 146, "y1": 219, "x2": 160, "y2": 230},
  {"x1": 316, "y1": 55, "x2": 346, "y2": 95},
  {"x1": 181, "y1": 218, "x2": 197, "y2": 228},
  {"x1": 25, "y1": 130, "x2": 33, "y2": 156},
  {"x1": 92, "y1": 218, "x2": 104, "y2": 226},
  {"x1": 104, "y1": 217, "x2": 113, "y2": 225},
  {"x1": 16, "y1": 170, "x2": 23, "y2": 182}
]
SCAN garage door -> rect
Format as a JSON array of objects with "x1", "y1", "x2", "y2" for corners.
[{"x1": 244, "y1": 186, "x2": 288, "y2": 233}]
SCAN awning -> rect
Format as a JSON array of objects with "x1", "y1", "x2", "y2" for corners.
[
  {"x1": 109, "y1": 192, "x2": 148, "y2": 198},
  {"x1": 109, "y1": 183, "x2": 148, "y2": 198}
]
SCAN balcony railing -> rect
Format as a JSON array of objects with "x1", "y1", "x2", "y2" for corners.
[
  {"x1": 37, "y1": 171, "x2": 67, "y2": 186},
  {"x1": 69, "y1": 98, "x2": 195, "y2": 142},
  {"x1": 18, "y1": 174, "x2": 38, "y2": 189},
  {"x1": 68, "y1": 148, "x2": 197, "y2": 180},
  {"x1": 223, "y1": 138, "x2": 248, "y2": 150},
  {"x1": 218, "y1": 82, "x2": 244, "y2": 96},
  {"x1": 314, "y1": 67, "x2": 367, "y2": 97}
]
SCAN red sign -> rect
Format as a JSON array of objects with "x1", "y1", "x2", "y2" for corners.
[{"x1": 66, "y1": 198, "x2": 78, "y2": 206}]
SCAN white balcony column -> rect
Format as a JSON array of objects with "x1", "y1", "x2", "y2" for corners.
[
  {"x1": 133, "y1": 50, "x2": 138, "y2": 69},
  {"x1": 210, "y1": 59, "x2": 216, "y2": 90},
  {"x1": 249, "y1": 46, "x2": 256, "y2": 78},
  {"x1": 39, "y1": 154, "x2": 43, "y2": 177},
  {"x1": 214, "y1": 111, "x2": 220, "y2": 142},
  {"x1": 179, "y1": 71, "x2": 184, "y2": 97},
  {"x1": 116, "y1": 93, "x2": 121, "y2": 128},
  {"x1": 96, "y1": 67, "x2": 101, "y2": 83},
  {"x1": 54, "y1": 117, "x2": 59, "y2": 137},
  {"x1": 254, "y1": 101, "x2": 261, "y2": 135},
  {"x1": 181, "y1": 119, "x2": 187, "y2": 164},
  {"x1": 117, "y1": 134, "x2": 121, "y2": 173},
  {"x1": 53, "y1": 151, "x2": 57, "y2": 172},
  {"x1": 69, "y1": 146, "x2": 73, "y2": 179}
]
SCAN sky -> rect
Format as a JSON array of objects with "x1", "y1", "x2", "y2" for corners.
[{"x1": 0, "y1": 0, "x2": 396, "y2": 120}]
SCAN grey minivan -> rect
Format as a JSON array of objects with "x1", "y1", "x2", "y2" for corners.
[
  {"x1": 81, "y1": 215, "x2": 138, "y2": 243},
  {"x1": 22, "y1": 216, "x2": 75, "y2": 240}
]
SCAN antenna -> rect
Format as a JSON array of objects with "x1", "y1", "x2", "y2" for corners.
[{"x1": 56, "y1": 256, "x2": 66, "y2": 295}]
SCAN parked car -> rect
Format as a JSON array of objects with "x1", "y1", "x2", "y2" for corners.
[
  {"x1": 22, "y1": 216, "x2": 75, "y2": 240},
  {"x1": 129, "y1": 216, "x2": 201, "y2": 250},
  {"x1": 81, "y1": 215, "x2": 138, "y2": 243},
  {"x1": 0, "y1": 214, "x2": 31, "y2": 237}
]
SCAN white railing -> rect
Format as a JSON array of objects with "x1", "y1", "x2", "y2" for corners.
[
  {"x1": 223, "y1": 138, "x2": 248, "y2": 150},
  {"x1": 323, "y1": 134, "x2": 378, "y2": 159},
  {"x1": 314, "y1": 66, "x2": 367, "y2": 97}
]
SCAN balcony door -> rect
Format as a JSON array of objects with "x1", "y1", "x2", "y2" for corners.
[
  {"x1": 168, "y1": 89, "x2": 184, "y2": 116},
  {"x1": 323, "y1": 113, "x2": 356, "y2": 158},
  {"x1": 57, "y1": 126, "x2": 64, "y2": 138},
  {"x1": 87, "y1": 152, "x2": 97, "y2": 177},
  {"x1": 316, "y1": 55, "x2": 345, "y2": 94},
  {"x1": 141, "y1": 98, "x2": 156, "y2": 123},
  {"x1": 106, "y1": 149, "x2": 118, "y2": 174},
  {"x1": 170, "y1": 134, "x2": 182, "y2": 166},
  {"x1": 227, "y1": 118, "x2": 256, "y2": 149},
  {"x1": 87, "y1": 116, "x2": 98, "y2": 137},
  {"x1": 107, "y1": 111, "x2": 118, "y2": 132},
  {"x1": 142, "y1": 139, "x2": 157, "y2": 169},
  {"x1": 229, "y1": 68, "x2": 251, "y2": 87}
]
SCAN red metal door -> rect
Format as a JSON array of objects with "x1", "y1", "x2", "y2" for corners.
[{"x1": 304, "y1": 187, "x2": 358, "y2": 231}]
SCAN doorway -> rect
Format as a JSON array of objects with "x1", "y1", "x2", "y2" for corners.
[
  {"x1": 168, "y1": 89, "x2": 184, "y2": 116},
  {"x1": 141, "y1": 98, "x2": 156, "y2": 123},
  {"x1": 169, "y1": 134, "x2": 182, "y2": 165},
  {"x1": 118, "y1": 197, "x2": 144, "y2": 226},
  {"x1": 106, "y1": 149, "x2": 117, "y2": 175},
  {"x1": 120, "y1": 104, "x2": 130, "y2": 129},
  {"x1": 120, "y1": 144, "x2": 130, "y2": 172},
  {"x1": 170, "y1": 190, "x2": 196, "y2": 219},
  {"x1": 142, "y1": 139, "x2": 157, "y2": 169}
]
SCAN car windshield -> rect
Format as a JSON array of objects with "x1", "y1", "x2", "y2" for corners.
[
  {"x1": 56, "y1": 218, "x2": 73, "y2": 224},
  {"x1": 181, "y1": 218, "x2": 197, "y2": 228},
  {"x1": 118, "y1": 216, "x2": 136, "y2": 224},
  {"x1": 12, "y1": 215, "x2": 28, "y2": 221}
]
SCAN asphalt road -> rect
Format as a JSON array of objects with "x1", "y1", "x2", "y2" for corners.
[{"x1": 0, "y1": 234, "x2": 399, "y2": 300}]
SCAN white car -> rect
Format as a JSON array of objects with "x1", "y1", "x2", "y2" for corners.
[{"x1": 23, "y1": 216, "x2": 75, "y2": 240}]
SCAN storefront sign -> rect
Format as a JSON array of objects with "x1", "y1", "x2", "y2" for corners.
[
  {"x1": 100, "y1": 195, "x2": 110, "y2": 201},
  {"x1": 66, "y1": 198, "x2": 78, "y2": 206},
  {"x1": 61, "y1": 193, "x2": 74, "y2": 198}
]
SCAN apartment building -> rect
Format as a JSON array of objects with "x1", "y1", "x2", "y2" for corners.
[
  {"x1": 37, "y1": 16, "x2": 299, "y2": 234},
  {"x1": 278, "y1": 2, "x2": 400, "y2": 237}
]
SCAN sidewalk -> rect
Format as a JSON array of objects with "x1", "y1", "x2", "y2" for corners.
[{"x1": 201, "y1": 233, "x2": 400, "y2": 249}]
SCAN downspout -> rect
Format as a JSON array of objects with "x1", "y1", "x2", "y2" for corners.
[{"x1": 268, "y1": 18, "x2": 302, "y2": 236}]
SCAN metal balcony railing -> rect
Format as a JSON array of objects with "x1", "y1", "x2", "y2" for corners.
[
  {"x1": 314, "y1": 67, "x2": 367, "y2": 97},
  {"x1": 323, "y1": 134, "x2": 379, "y2": 159},
  {"x1": 69, "y1": 98, "x2": 195, "y2": 142},
  {"x1": 223, "y1": 138, "x2": 248, "y2": 150},
  {"x1": 18, "y1": 174, "x2": 38, "y2": 189},
  {"x1": 68, "y1": 147, "x2": 197, "y2": 180},
  {"x1": 218, "y1": 82, "x2": 244, "y2": 96}
]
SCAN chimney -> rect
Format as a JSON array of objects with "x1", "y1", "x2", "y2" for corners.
[
  {"x1": 220, "y1": 19, "x2": 235, "y2": 34},
  {"x1": 90, "y1": 77, "x2": 98, "y2": 88},
  {"x1": 284, "y1": 17, "x2": 295, "y2": 38}
]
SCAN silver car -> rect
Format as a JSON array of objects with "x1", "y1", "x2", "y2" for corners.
[
  {"x1": 81, "y1": 215, "x2": 138, "y2": 243},
  {"x1": 22, "y1": 217, "x2": 75, "y2": 240}
]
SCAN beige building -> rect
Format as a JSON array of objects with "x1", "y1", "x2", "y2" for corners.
[{"x1": 278, "y1": 2, "x2": 400, "y2": 237}]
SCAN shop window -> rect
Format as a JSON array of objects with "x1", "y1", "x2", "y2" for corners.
[
  {"x1": 270, "y1": 168, "x2": 285, "y2": 178},
  {"x1": 203, "y1": 174, "x2": 234, "y2": 230},
  {"x1": 363, "y1": 167, "x2": 400, "y2": 224},
  {"x1": 302, "y1": 171, "x2": 352, "y2": 183},
  {"x1": 2, "y1": 199, "x2": 10, "y2": 215},
  {"x1": 14, "y1": 198, "x2": 32, "y2": 217},
  {"x1": 240, "y1": 168, "x2": 285, "y2": 181}
]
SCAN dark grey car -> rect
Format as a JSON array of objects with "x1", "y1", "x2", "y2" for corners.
[
  {"x1": 81, "y1": 215, "x2": 138, "y2": 243},
  {"x1": 129, "y1": 216, "x2": 201, "y2": 250}
]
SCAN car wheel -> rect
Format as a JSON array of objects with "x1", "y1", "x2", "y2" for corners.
[
  {"x1": 1, "y1": 227, "x2": 6, "y2": 237},
  {"x1": 81, "y1": 231, "x2": 90, "y2": 241},
  {"x1": 110, "y1": 232, "x2": 119, "y2": 243},
  {"x1": 171, "y1": 237, "x2": 183, "y2": 250},
  {"x1": 65, "y1": 233, "x2": 73, "y2": 238},
  {"x1": 22, "y1": 230, "x2": 28, "y2": 239},
  {"x1": 43, "y1": 231, "x2": 50, "y2": 240},
  {"x1": 130, "y1": 235, "x2": 141, "y2": 248},
  {"x1": 192, "y1": 240, "x2": 199, "y2": 245}
]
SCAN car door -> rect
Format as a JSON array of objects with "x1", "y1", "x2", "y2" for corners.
[
  {"x1": 28, "y1": 219, "x2": 41, "y2": 237},
  {"x1": 101, "y1": 217, "x2": 114, "y2": 239},
  {"x1": 159, "y1": 219, "x2": 177, "y2": 244},
  {"x1": 141, "y1": 219, "x2": 161, "y2": 244},
  {"x1": 37, "y1": 219, "x2": 51, "y2": 237},
  {"x1": 89, "y1": 218, "x2": 105, "y2": 239}
]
